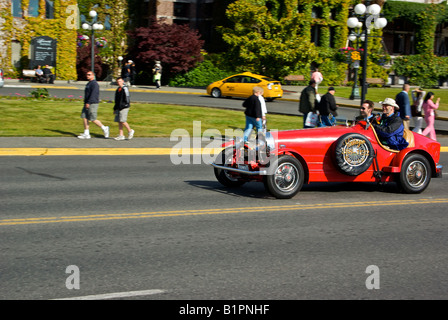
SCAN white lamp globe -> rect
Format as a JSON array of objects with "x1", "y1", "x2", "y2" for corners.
[
  {"x1": 348, "y1": 34, "x2": 357, "y2": 42},
  {"x1": 82, "y1": 23, "x2": 90, "y2": 30},
  {"x1": 89, "y1": 10, "x2": 97, "y2": 18},
  {"x1": 347, "y1": 17, "x2": 360, "y2": 29},
  {"x1": 367, "y1": 4, "x2": 381, "y2": 15},
  {"x1": 354, "y1": 4, "x2": 366, "y2": 15},
  {"x1": 374, "y1": 17, "x2": 388, "y2": 29}
]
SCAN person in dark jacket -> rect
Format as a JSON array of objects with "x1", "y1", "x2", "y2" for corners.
[
  {"x1": 317, "y1": 87, "x2": 338, "y2": 127},
  {"x1": 395, "y1": 84, "x2": 411, "y2": 130},
  {"x1": 243, "y1": 86, "x2": 264, "y2": 142},
  {"x1": 371, "y1": 98, "x2": 409, "y2": 150},
  {"x1": 42, "y1": 65, "x2": 55, "y2": 84},
  {"x1": 78, "y1": 71, "x2": 109, "y2": 139},
  {"x1": 299, "y1": 79, "x2": 317, "y2": 128},
  {"x1": 113, "y1": 77, "x2": 134, "y2": 140}
]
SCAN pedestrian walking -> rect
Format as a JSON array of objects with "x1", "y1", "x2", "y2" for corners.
[
  {"x1": 259, "y1": 89, "x2": 267, "y2": 131},
  {"x1": 242, "y1": 86, "x2": 264, "y2": 142},
  {"x1": 316, "y1": 87, "x2": 338, "y2": 127},
  {"x1": 395, "y1": 84, "x2": 411, "y2": 130},
  {"x1": 153, "y1": 61, "x2": 162, "y2": 89},
  {"x1": 130, "y1": 61, "x2": 136, "y2": 87},
  {"x1": 421, "y1": 92, "x2": 439, "y2": 141},
  {"x1": 121, "y1": 60, "x2": 132, "y2": 87},
  {"x1": 113, "y1": 77, "x2": 135, "y2": 140},
  {"x1": 299, "y1": 79, "x2": 317, "y2": 128},
  {"x1": 311, "y1": 68, "x2": 323, "y2": 92},
  {"x1": 78, "y1": 71, "x2": 109, "y2": 139},
  {"x1": 411, "y1": 88, "x2": 425, "y2": 134}
]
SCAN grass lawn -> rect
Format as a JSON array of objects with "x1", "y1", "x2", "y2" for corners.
[
  {"x1": 0, "y1": 99, "x2": 301, "y2": 137},
  {"x1": 332, "y1": 86, "x2": 448, "y2": 111}
]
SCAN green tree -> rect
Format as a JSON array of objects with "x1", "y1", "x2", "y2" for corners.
[
  {"x1": 218, "y1": 0, "x2": 318, "y2": 79},
  {"x1": 78, "y1": 0, "x2": 129, "y2": 79}
]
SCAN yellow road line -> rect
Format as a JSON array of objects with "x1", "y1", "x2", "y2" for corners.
[
  {"x1": 0, "y1": 147, "x2": 223, "y2": 156},
  {"x1": 2, "y1": 199, "x2": 447, "y2": 227},
  {"x1": 0, "y1": 146, "x2": 446, "y2": 156}
]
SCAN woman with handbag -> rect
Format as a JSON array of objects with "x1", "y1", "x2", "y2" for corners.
[
  {"x1": 411, "y1": 88, "x2": 425, "y2": 134},
  {"x1": 421, "y1": 92, "x2": 440, "y2": 141}
]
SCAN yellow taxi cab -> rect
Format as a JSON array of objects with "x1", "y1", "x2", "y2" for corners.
[{"x1": 206, "y1": 72, "x2": 283, "y2": 101}]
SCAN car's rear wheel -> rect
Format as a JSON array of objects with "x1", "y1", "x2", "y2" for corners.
[
  {"x1": 214, "y1": 148, "x2": 245, "y2": 187},
  {"x1": 264, "y1": 155, "x2": 304, "y2": 199},
  {"x1": 211, "y1": 88, "x2": 222, "y2": 98},
  {"x1": 397, "y1": 154, "x2": 431, "y2": 194}
]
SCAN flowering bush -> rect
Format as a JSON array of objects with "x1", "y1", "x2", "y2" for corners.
[
  {"x1": 77, "y1": 34, "x2": 89, "y2": 47},
  {"x1": 337, "y1": 47, "x2": 364, "y2": 64},
  {"x1": 96, "y1": 37, "x2": 107, "y2": 48}
]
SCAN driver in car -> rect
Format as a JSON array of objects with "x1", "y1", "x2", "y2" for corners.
[{"x1": 371, "y1": 98, "x2": 409, "y2": 151}]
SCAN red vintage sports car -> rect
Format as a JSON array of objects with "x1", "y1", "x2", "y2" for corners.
[{"x1": 212, "y1": 121, "x2": 443, "y2": 199}]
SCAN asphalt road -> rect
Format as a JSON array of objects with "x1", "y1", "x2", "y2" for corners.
[{"x1": 1, "y1": 154, "x2": 447, "y2": 301}]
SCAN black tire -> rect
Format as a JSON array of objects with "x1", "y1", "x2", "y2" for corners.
[
  {"x1": 264, "y1": 155, "x2": 304, "y2": 199},
  {"x1": 397, "y1": 154, "x2": 431, "y2": 194},
  {"x1": 334, "y1": 133, "x2": 374, "y2": 176},
  {"x1": 214, "y1": 148, "x2": 245, "y2": 187},
  {"x1": 211, "y1": 88, "x2": 222, "y2": 98}
]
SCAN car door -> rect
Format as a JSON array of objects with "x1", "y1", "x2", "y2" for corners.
[
  {"x1": 236, "y1": 76, "x2": 261, "y2": 98},
  {"x1": 221, "y1": 76, "x2": 241, "y2": 96}
]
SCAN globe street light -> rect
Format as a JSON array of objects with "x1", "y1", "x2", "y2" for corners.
[
  {"x1": 82, "y1": 10, "x2": 104, "y2": 73},
  {"x1": 346, "y1": 1, "x2": 387, "y2": 104}
]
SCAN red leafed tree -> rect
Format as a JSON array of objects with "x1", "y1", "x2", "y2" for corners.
[{"x1": 128, "y1": 20, "x2": 204, "y2": 82}]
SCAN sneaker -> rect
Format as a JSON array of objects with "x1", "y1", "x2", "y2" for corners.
[
  {"x1": 103, "y1": 126, "x2": 110, "y2": 138},
  {"x1": 77, "y1": 133, "x2": 91, "y2": 139},
  {"x1": 128, "y1": 129, "x2": 135, "y2": 140},
  {"x1": 114, "y1": 135, "x2": 125, "y2": 141}
]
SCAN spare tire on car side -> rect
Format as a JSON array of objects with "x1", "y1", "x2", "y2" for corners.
[{"x1": 334, "y1": 133, "x2": 374, "y2": 176}]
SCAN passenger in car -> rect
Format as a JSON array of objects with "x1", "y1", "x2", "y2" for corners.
[
  {"x1": 371, "y1": 98, "x2": 409, "y2": 151},
  {"x1": 355, "y1": 100, "x2": 375, "y2": 123}
]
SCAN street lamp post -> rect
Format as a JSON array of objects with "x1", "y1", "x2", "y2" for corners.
[
  {"x1": 82, "y1": 10, "x2": 104, "y2": 73},
  {"x1": 346, "y1": 2, "x2": 387, "y2": 105}
]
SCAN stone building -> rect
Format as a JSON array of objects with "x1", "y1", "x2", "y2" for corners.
[{"x1": 0, "y1": 0, "x2": 78, "y2": 80}]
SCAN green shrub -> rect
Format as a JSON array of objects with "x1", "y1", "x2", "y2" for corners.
[
  {"x1": 393, "y1": 54, "x2": 448, "y2": 87},
  {"x1": 30, "y1": 88, "x2": 50, "y2": 100},
  {"x1": 169, "y1": 60, "x2": 235, "y2": 87}
]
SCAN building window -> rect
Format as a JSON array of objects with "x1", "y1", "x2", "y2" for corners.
[
  {"x1": 46, "y1": 0, "x2": 54, "y2": 19},
  {"x1": 174, "y1": 2, "x2": 190, "y2": 18},
  {"x1": 28, "y1": 0, "x2": 39, "y2": 17},
  {"x1": 311, "y1": 25, "x2": 321, "y2": 46},
  {"x1": 12, "y1": 0, "x2": 22, "y2": 18},
  {"x1": 311, "y1": 7, "x2": 322, "y2": 19}
]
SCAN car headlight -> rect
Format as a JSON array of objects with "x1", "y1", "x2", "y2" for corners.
[
  {"x1": 265, "y1": 132, "x2": 276, "y2": 152},
  {"x1": 267, "y1": 83, "x2": 273, "y2": 90}
]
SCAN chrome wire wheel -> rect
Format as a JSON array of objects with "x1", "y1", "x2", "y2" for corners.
[
  {"x1": 274, "y1": 162, "x2": 300, "y2": 192},
  {"x1": 398, "y1": 154, "x2": 431, "y2": 194},
  {"x1": 265, "y1": 155, "x2": 304, "y2": 199},
  {"x1": 405, "y1": 160, "x2": 428, "y2": 189}
]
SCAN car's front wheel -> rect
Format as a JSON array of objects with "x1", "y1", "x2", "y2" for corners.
[
  {"x1": 264, "y1": 155, "x2": 304, "y2": 199},
  {"x1": 214, "y1": 148, "x2": 245, "y2": 187},
  {"x1": 397, "y1": 154, "x2": 431, "y2": 194},
  {"x1": 211, "y1": 88, "x2": 222, "y2": 98}
]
